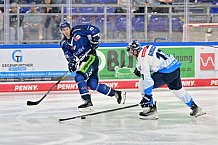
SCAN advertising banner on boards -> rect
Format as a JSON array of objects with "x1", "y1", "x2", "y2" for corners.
[
  {"x1": 0, "y1": 46, "x2": 195, "y2": 82},
  {"x1": 0, "y1": 47, "x2": 70, "y2": 82},
  {"x1": 0, "y1": 43, "x2": 217, "y2": 93}
]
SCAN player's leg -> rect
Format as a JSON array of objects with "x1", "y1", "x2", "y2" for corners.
[
  {"x1": 74, "y1": 72, "x2": 93, "y2": 112},
  {"x1": 138, "y1": 79, "x2": 158, "y2": 120},
  {"x1": 74, "y1": 55, "x2": 99, "y2": 111},
  {"x1": 87, "y1": 77, "x2": 123, "y2": 104},
  {"x1": 166, "y1": 68, "x2": 206, "y2": 117},
  {"x1": 85, "y1": 55, "x2": 123, "y2": 104},
  {"x1": 138, "y1": 71, "x2": 168, "y2": 119}
]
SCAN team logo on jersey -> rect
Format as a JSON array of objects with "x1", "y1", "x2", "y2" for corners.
[
  {"x1": 74, "y1": 35, "x2": 81, "y2": 41},
  {"x1": 200, "y1": 53, "x2": 215, "y2": 70}
]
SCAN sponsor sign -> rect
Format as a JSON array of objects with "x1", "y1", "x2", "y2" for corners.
[
  {"x1": 0, "y1": 47, "x2": 69, "y2": 81},
  {"x1": 98, "y1": 47, "x2": 195, "y2": 79},
  {"x1": 161, "y1": 47, "x2": 195, "y2": 77},
  {"x1": 200, "y1": 53, "x2": 215, "y2": 70}
]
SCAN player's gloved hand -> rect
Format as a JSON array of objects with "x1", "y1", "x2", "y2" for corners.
[
  {"x1": 68, "y1": 62, "x2": 76, "y2": 72},
  {"x1": 134, "y1": 68, "x2": 141, "y2": 77},
  {"x1": 90, "y1": 40, "x2": 99, "y2": 50},
  {"x1": 90, "y1": 35, "x2": 100, "y2": 50}
]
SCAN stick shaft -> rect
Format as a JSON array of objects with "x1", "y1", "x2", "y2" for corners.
[
  {"x1": 59, "y1": 104, "x2": 139, "y2": 122},
  {"x1": 27, "y1": 71, "x2": 69, "y2": 105}
]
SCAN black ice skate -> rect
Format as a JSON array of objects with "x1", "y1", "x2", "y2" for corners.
[
  {"x1": 78, "y1": 99, "x2": 94, "y2": 112},
  {"x1": 139, "y1": 102, "x2": 158, "y2": 120},
  {"x1": 114, "y1": 91, "x2": 123, "y2": 104},
  {"x1": 190, "y1": 102, "x2": 206, "y2": 117}
]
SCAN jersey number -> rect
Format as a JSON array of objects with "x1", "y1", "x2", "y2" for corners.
[
  {"x1": 148, "y1": 46, "x2": 168, "y2": 60},
  {"x1": 156, "y1": 49, "x2": 168, "y2": 60}
]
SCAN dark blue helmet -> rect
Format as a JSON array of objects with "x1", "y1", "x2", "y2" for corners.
[{"x1": 59, "y1": 20, "x2": 71, "y2": 30}]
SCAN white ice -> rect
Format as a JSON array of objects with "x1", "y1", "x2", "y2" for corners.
[{"x1": 0, "y1": 87, "x2": 218, "y2": 145}]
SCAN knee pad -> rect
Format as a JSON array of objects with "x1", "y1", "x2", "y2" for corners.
[
  {"x1": 89, "y1": 79, "x2": 98, "y2": 90},
  {"x1": 74, "y1": 73, "x2": 85, "y2": 84}
]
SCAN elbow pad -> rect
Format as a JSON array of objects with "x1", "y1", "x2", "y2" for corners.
[
  {"x1": 90, "y1": 33, "x2": 100, "y2": 50},
  {"x1": 92, "y1": 33, "x2": 100, "y2": 42}
]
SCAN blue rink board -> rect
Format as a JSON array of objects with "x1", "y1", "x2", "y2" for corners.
[{"x1": 0, "y1": 41, "x2": 218, "y2": 49}]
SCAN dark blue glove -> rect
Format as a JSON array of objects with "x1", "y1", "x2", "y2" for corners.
[
  {"x1": 90, "y1": 35, "x2": 100, "y2": 50},
  {"x1": 140, "y1": 97, "x2": 150, "y2": 108},
  {"x1": 134, "y1": 68, "x2": 141, "y2": 77},
  {"x1": 68, "y1": 62, "x2": 76, "y2": 72},
  {"x1": 140, "y1": 94, "x2": 154, "y2": 108},
  {"x1": 90, "y1": 41, "x2": 99, "y2": 50}
]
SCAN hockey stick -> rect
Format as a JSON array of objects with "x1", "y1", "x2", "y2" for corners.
[
  {"x1": 27, "y1": 49, "x2": 92, "y2": 106},
  {"x1": 59, "y1": 103, "x2": 139, "y2": 122},
  {"x1": 27, "y1": 70, "x2": 70, "y2": 106}
]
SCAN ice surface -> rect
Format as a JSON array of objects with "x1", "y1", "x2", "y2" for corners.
[{"x1": 0, "y1": 87, "x2": 218, "y2": 145}]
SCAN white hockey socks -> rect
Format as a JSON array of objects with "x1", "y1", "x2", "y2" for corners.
[{"x1": 172, "y1": 88, "x2": 193, "y2": 107}]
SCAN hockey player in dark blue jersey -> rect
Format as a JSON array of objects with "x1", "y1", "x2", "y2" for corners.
[{"x1": 59, "y1": 21, "x2": 124, "y2": 112}]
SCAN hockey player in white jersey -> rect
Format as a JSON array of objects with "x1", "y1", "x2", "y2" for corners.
[{"x1": 127, "y1": 40, "x2": 206, "y2": 119}]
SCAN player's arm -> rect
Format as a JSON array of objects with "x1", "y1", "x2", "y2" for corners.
[
  {"x1": 60, "y1": 39, "x2": 77, "y2": 72},
  {"x1": 134, "y1": 59, "x2": 141, "y2": 77},
  {"x1": 74, "y1": 24, "x2": 100, "y2": 50},
  {"x1": 139, "y1": 57, "x2": 154, "y2": 97},
  {"x1": 60, "y1": 39, "x2": 74, "y2": 61}
]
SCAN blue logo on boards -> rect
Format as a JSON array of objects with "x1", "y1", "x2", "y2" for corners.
[{"x1": 12, "y1": 50, "x2": 22, "y2": 62}]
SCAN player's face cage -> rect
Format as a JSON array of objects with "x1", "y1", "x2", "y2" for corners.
[{"x1": 127, "y1": 41, "x2": 140, "y2": 56}]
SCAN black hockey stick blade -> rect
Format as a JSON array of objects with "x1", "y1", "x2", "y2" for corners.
[
  {"x1": 26, "y1": 71, "x2": 69, "y2": 106},
  {"x1": 27, "y1": 100, "x2": 40, "y2": 106},
  {"x1": 27, "y1": 95, "x2": 46, "y2": 106},
  {"x1": 59, "y1": 103, "x2": 139, "y2": 122}
]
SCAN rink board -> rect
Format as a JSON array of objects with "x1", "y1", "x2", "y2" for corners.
[{"x1": 0, "y1": 42, "x2": 218, "y2": 92}]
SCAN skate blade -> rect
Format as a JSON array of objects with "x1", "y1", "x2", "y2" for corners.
[
  {"x1": 139, "y1": 114, "x2": 158, "y2": 120},
  {"x1": 78, "y1": 107, "x2": 94, "y2": 112},
  {"x1": 195, "y1": 111, "x2": 206, "y2": 118}
]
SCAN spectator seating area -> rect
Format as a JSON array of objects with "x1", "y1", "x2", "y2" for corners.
[
  {"x1": 1, "y1": 0, "x2": 218, "y2": 43},
  {"x1": 69, "y1": 15, "x2": 183, "y2": 33},
  {"x1": 9, "y1": 0, "x2": 214, "y2": 33},
  {"x1": 83, "y1": 0, "x2": 117, "y2": 3},
  {"x1": 148, "y1": 16, "x2": 183, "y2": 32}
]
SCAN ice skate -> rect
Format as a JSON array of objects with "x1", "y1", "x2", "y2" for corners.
[
  {"x1": 78, "y1": 99, "x2": 94, "y2": 112},
  {"x1": 139, "y1": 102, "x2": 158, "y2": 120},
  {"x1": 190, "y1": 103, "x2": 206, "y2": 117},
  {"x1": 114, "y1": 91, "x2": 125, "y2": 104}
]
